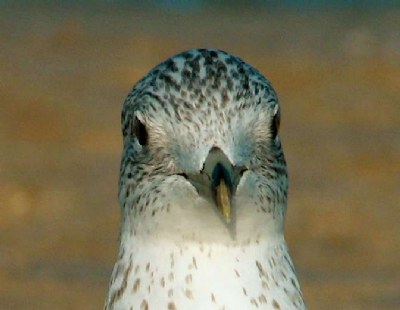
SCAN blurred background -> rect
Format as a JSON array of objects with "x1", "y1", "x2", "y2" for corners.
[{"x1": 1, "y1": 1, "x2": 399, "y2": 309}]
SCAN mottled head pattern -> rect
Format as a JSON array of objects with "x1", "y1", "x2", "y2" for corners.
[
  {"x1": 106, "y1": 49, "x2": 305, "y2": 310},
  {"x1": 119, "y1": 49, "x2": 287, "y2": 242}
]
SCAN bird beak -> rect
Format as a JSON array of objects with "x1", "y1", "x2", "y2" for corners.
[
  {"x1": 215, "y1": 176, "x2": 232, "y2": 223},
  {"x1": 186, "y1": 147, "x2": 245, "y2": 224}
]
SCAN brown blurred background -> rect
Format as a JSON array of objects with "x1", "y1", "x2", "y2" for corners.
[{"x1": 1, "y1": 1, "x2": 399, "y2": 309}]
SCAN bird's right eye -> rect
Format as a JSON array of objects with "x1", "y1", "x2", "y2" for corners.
[
  {"x1": 270, "y1": 109, "x2": 280, "y2": 140},
  {"x1": 132, "y1": 116, "x2": 148, "y2": 146}
]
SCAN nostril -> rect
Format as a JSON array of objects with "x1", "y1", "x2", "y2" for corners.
[
  {"x1": 239, "y1": 167, "x2": 248, "y2": 176},
  {"x1": 233, "y1": 165, "x2": 248, "y2": 176},
  {"x1": 177, "y1": 172, "x2": 189, "y2": 179}
]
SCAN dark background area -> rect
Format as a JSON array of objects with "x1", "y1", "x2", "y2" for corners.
[{"x1": 1, "y1": 1, "x2": 399, "y2": 309}]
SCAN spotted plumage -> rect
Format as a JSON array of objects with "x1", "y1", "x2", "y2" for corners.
[{"x1": 105, "y1": 49, "x2": 306, "y2": 309}]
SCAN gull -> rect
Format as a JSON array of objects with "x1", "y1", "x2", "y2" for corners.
[{"x1": 105, "y1": 49, "x2": 306, "y2": 310}]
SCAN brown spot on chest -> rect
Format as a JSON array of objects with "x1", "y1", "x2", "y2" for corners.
[
  {"x1": 185, "y1": 274, "x2": 192, "y2": 284},
  {"x1": 258, "y1": 294, "x2": 267, "y2": 304},
  {"x1": 250, "y1": 298, "x2": 259, "y2": 307},
  {"x1": 272, "y1": 299, "x2": 281, "y2": 309},
  {"x1": 192, "y1": 257, "x2": 198, "y2": 269},
  {"x1": 132, "y1": 278, "x2": 141, "y2": 293},
  {"x1": 184, "y1": 289, "x2": 194, "y2": 299},
  {"x1": 168, "y1": 302, "x2": 177, "y2": 310},
  {"x1": 140, "y1": 299, "x2": 148, "y2": 310}
]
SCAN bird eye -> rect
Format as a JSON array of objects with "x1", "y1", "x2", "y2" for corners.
[
  {"x1": 270, "y1": 110, "x2": 280, "y2": 140},
  {"x1": 132, "y1": 116, "x2": 148, "y2": 146}
]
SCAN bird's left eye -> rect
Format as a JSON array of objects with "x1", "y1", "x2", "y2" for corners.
[
  {"x1": 132, "y1": 116, "x2": 148, "y2": 146},
  {"x1": 270, "y1": 110, "x2": 280, "y2": 140}
]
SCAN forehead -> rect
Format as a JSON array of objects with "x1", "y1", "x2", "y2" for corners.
[{"x1": 122, "y1": 49, "x2": 278, "y2": 130}]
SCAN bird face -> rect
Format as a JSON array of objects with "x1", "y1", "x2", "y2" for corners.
[{"x1": 119, "y1": 49, "x2": 288, "y2": 244}]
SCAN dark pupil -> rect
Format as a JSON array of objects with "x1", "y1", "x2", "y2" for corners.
[
  {"x1": 133, "y1": 117, "x2": 148, "y2": 145},
  {"x1": 271, "y1": 114, "x2": 279, "y2": 139}
]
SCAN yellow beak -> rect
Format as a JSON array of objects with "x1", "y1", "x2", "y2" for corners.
[
  {"x1": 215, "y1": 178, "x2": 231, "y2": 223},
  {"x1": 184, "y1": 147, "x2": 246, "y2": 225}
]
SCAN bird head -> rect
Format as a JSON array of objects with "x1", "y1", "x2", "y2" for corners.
[{"x1": 119, "y1": 49, "x2": 287, "y2": 245}]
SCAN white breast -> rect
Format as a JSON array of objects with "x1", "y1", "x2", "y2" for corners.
[{"x1": 106, "y1": 238, "x2": 305, "y2": 310}]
